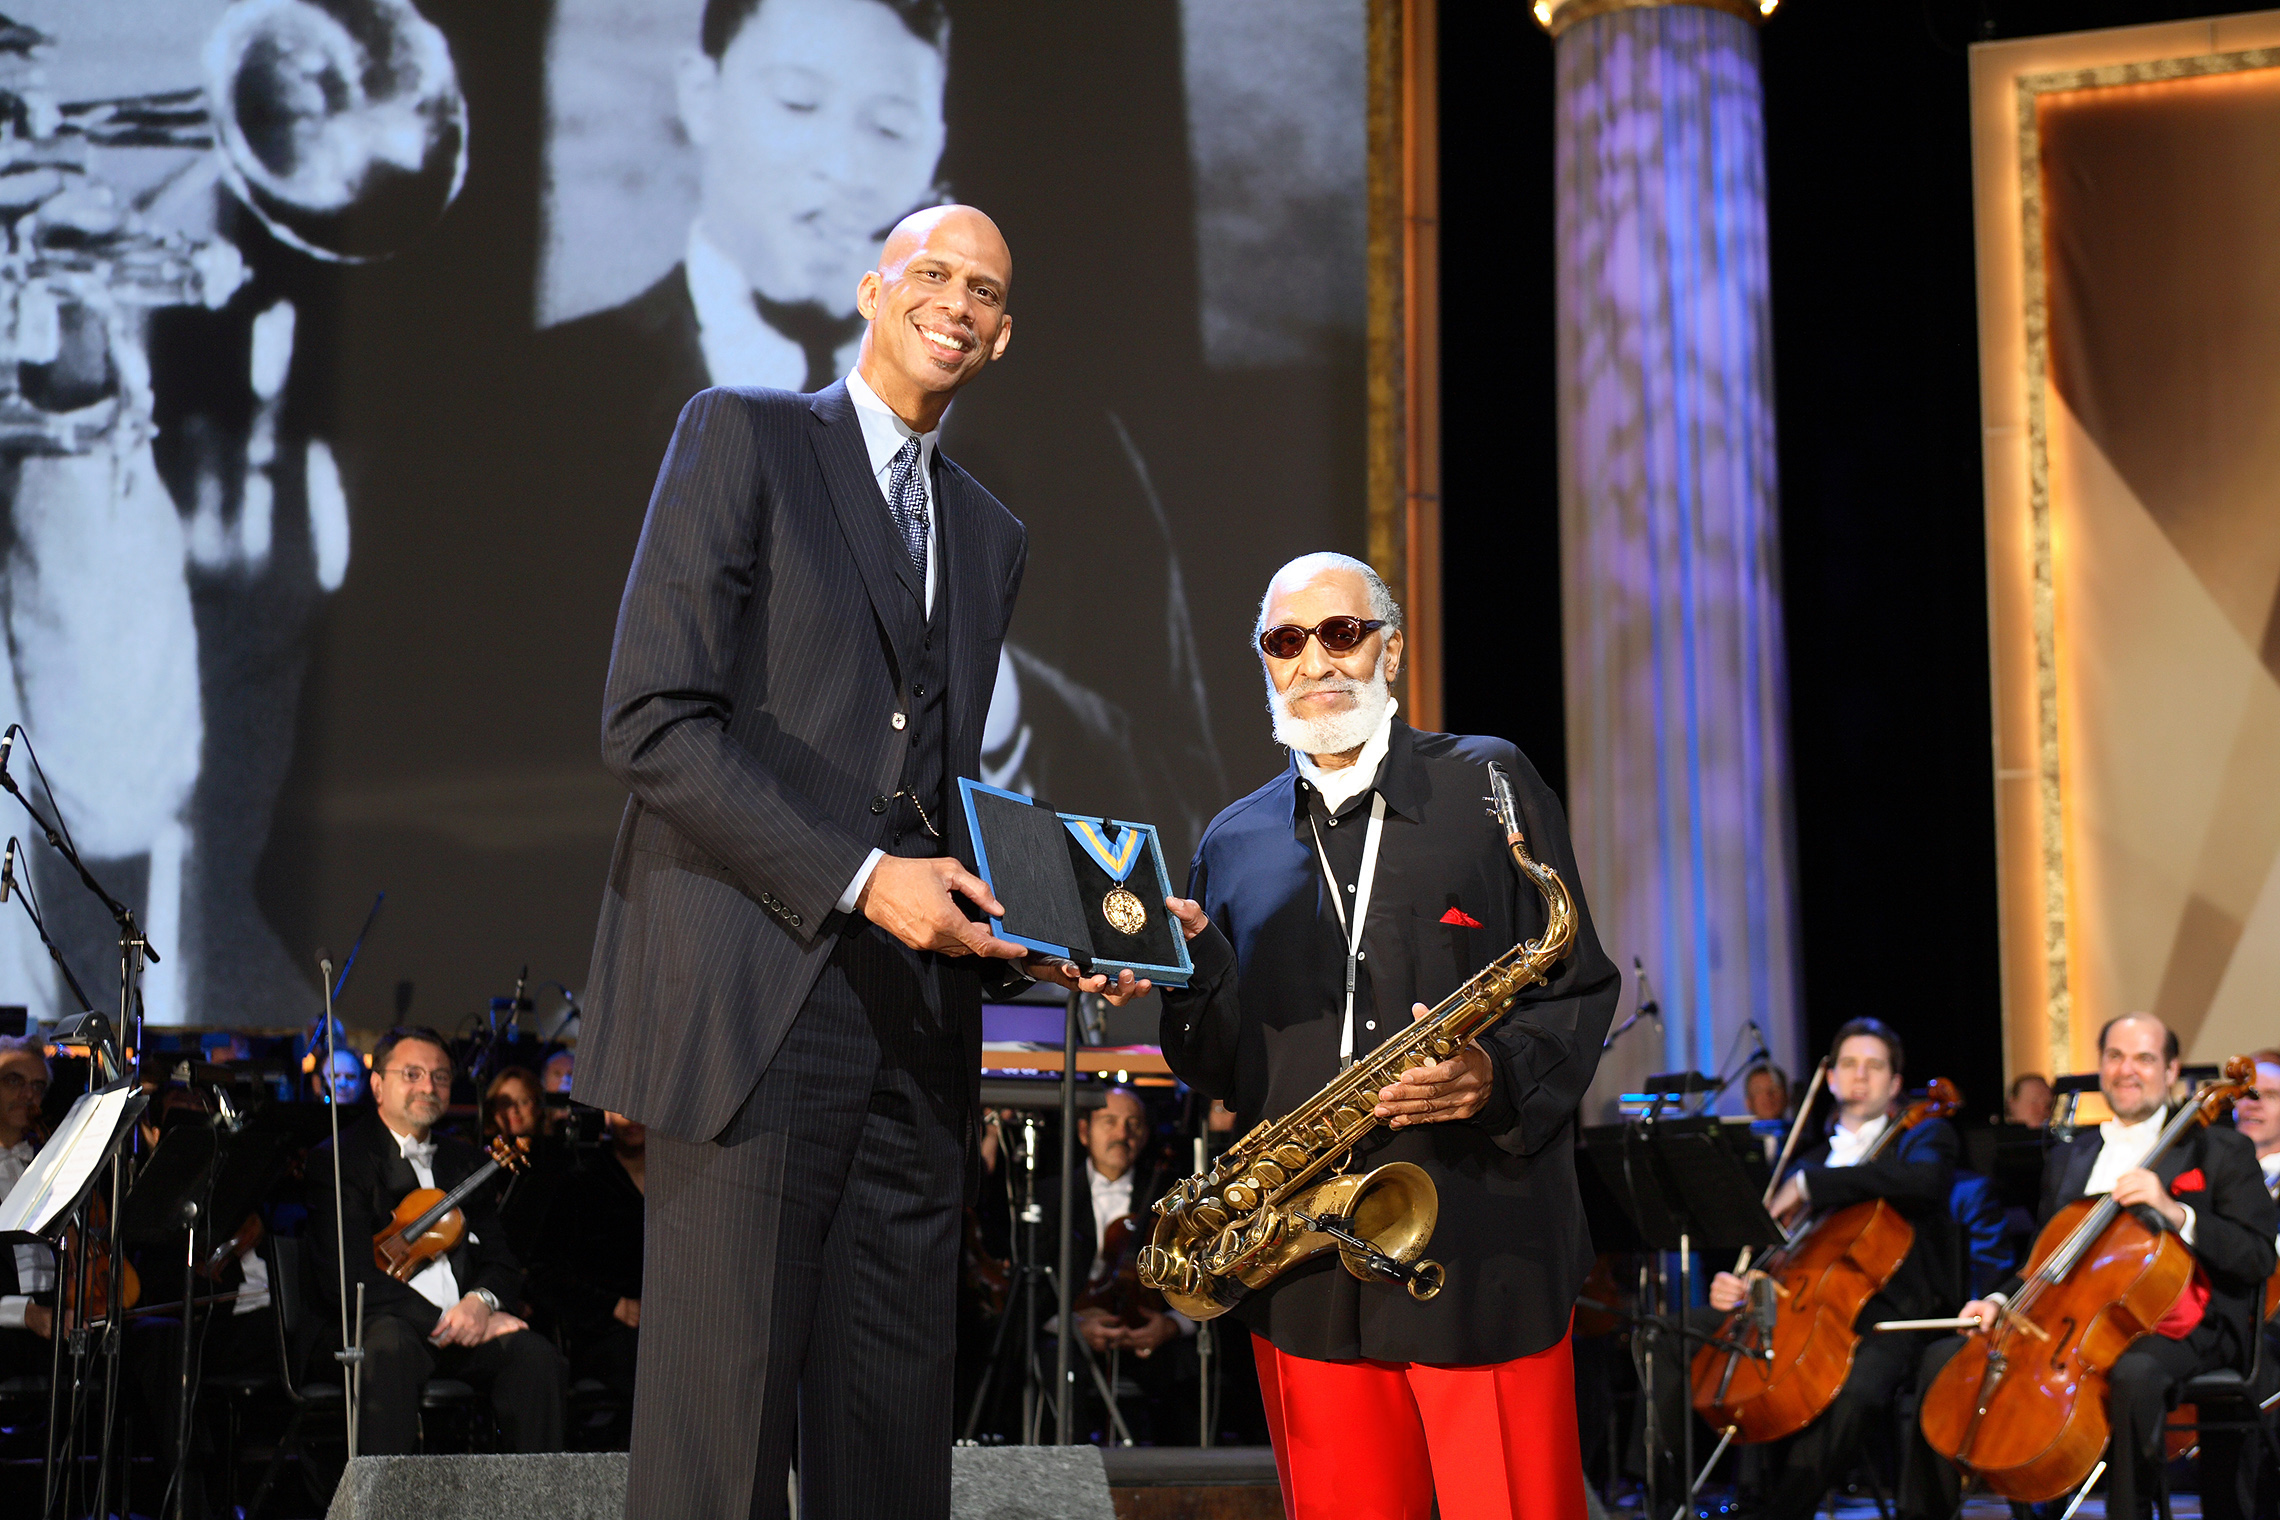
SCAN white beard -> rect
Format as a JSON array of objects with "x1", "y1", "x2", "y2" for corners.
[{"x1": 1268, "y1": 657, "x2": 1392, "y2": 757}]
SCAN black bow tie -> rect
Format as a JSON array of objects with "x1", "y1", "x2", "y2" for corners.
[{"x1": 752, "y1": 293, "x2": 867, "y2": 393}]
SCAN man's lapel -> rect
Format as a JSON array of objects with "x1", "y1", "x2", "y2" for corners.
[
  {"x1": 2152, "y1": 1125, "x2": 2196, "y2": 1189},
  {"x1": 2059, "y1": 1132, "x2": 2103, "y2": 1204},
  {"x1": 933, "y1": 453, "x2": 985, "y2": 753},
  {"x1": 808, "y1": 383, "x2": 921, "y2": 672}
]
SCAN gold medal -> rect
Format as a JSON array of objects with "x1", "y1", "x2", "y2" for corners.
[{"x1": 1102, "y1": 886, "x2": 1147, "y2": 935}]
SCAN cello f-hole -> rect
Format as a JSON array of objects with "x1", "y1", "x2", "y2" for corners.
[{"x1": 2047, "y1": 1317, "x2": 2077, "y2": 1371}]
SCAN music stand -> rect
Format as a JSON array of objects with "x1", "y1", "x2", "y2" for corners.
[
  {"x1": 0, "y1": 1073, "x2": 148, "y2": 1520},
  {"x1": 1582, "y1": 1118, "x2": 1786, "y2": 1520},
  {"x1": 0, "y1": 1083, "x2": 146, "y2": 1245}
]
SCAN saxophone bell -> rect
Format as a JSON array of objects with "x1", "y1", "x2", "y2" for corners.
[{"x1": 1137, "y1": 760, "x2": 1578, "y2": 1317}]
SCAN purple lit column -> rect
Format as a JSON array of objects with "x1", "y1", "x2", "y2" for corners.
[{"x1": 1546, "y1": 0, "x2": 1801, "y2": 1111}]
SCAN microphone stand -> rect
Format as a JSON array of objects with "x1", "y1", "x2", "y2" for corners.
[
  {"x1": 1603, "y1": 958, "x2": 1661, "y2": 1053},
  {"x1": 0, "y1": 723, "x2": 159, "y2": 1520},
  {"x1": 318, "y1": 954, "x2": 365, "y2": 1461},
  {"x1": 0, "y1": 728, "x2": 159, "y2": 1084},
  {"x1": 5, "y1": 854, "x2": 112, "y2": 1520}
]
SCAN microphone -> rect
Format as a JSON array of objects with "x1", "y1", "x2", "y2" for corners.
[
  {"x1": 0, "y1": 725, "x2": 16, "y2": 776},
  {"x1": 1633, "y1": 957, "x2": 1661, "y2": 1020},
  {"x1": 0, "y1": 838, "x2": 15, "y2": 905}
]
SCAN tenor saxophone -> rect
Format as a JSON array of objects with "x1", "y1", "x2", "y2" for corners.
[{"x1": 1136, "y1": 761, "x2": 1577, "y2": 1319}]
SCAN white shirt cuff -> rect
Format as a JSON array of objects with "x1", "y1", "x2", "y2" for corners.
[
  {"x1": 2178, "y1": 1203, "x2": 2197, "y2": 1249},
  {"x1": 0, "y1": 1294, "x2": 28, "y2": 1329},
  {"x1": 1794, "y1": 1172, "x2": 1810, "y2": 1202},
  {"x1": 1173, "y1": 1308, "x2": 1198, "y2": 1338},
  {"x1": 836, "y1": 849, "x2": 886, "y2": 916}
]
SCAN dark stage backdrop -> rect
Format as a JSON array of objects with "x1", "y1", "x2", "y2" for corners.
[{"x1": 7, "y1": 0, "x2": 1366, "y2": 1032}]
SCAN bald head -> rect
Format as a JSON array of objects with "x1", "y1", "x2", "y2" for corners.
[
  {"x1": 879, "y1": 204, "x2": 1011, "y2": 292},
  {"x1": 855, "y1": 202, "x2": 1013, "y2": 432}
]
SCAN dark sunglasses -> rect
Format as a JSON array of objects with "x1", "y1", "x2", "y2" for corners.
[{"x1": 1258, "y1": 616, "x2": 1387, "y2": 661}]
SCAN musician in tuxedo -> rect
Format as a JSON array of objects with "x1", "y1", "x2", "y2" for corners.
[
  {"x1": 0, "y1": 1037, "x2": 55, "y2": 1377},
  {"x1": 1902, "y1": 1014, "x2": 2279, "y2": 1520},
  {"x1": 1676, "y1": 1020, "x2": 1958, "y2": 1520},
  {"x1": 1039, "y1": 1086, "x2": 1193, "y2": 1441},
  {"x1": 2218, "y1": 1049, "x2": 2280, "y2": 1520},
  {"x1": 305, "y1": 1026, "x2": 566, "y2": 1456},
  {"x1": 527, "y1": 1111, "x2": 647, "y2": 1449},
  {"x1": 579, "y1": 203, "x2": 1102, "y2": 1518},
  {"x1": 1113, "y1": 553, "x2": 1621, "y2": 1519}
]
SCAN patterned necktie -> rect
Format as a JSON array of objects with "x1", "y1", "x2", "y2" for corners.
[{"x1": 885, "y1": 435, "x2": 929, "y2": 576}]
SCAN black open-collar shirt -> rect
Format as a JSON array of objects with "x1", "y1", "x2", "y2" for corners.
[{"x1": 1162, "y1": 720, "x2": 1621, "y2": 1364}]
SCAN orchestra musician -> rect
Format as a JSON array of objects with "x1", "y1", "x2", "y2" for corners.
[
  {"x1": 2217, "y1": 1049, "x2": 2280, "y2": 1520},
  {"x1": 1745, "y1": 1063, "x2": 1792, "y2": 1123},
  {"x1": 306, "y1": 1026, "x2": 567, "y2": 1455},
  {"x1": 1117, "y1": 553, "x2": 1621, "y2": 1519},
  {"x1": 1679, "y1": 1020, "x2": 1958, "y2": 1520},
  {"x1": 2005, "y1": 1072, "x2": 2055, "y2": 1129},
  {"x1": 485, "y1": 1065, "x2": 570, "y2": 1270},
  {"x1": 528, "y1": 1110, "x2": 647, "y2": 1448},
  {"x1": 1041, "y1": 1086, "x2": 1191, "y2": 1441},
  {"x1": 0, "y1": 1036, "x2": 55, "y2": 1375},
  {"x1": 1902, "y1": 1014, "x2": 2278, "y2": 1520}
]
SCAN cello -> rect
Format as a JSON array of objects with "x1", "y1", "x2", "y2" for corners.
[
  {"x1": 1690, "y1": 1075, "x2": 1963, "y2": 1443},
  {"x1": 1917, "y1": 1055, "x2": 2259, "y2": 1504}
]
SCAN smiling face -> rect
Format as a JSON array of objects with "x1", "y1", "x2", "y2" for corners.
[
  {"x1": 2099, "y1": 1015, "x2": 2179, "y2": 1126},
  {"x1": 371, "y1": 1037, "x2": 453, "y2": 1140},
  {"x1": 681, "y1": 0, "x2": 947, "y2": 311},
  {"x1": 853, "y1": 204, "x2": 1012, "y2": 422}
]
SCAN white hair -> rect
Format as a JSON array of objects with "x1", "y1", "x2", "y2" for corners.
[{"x1": 1253, "y1": 552, "x2": 1402, "y2": 646}]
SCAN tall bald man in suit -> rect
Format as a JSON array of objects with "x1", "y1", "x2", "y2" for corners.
[{"x1": 580, "y1": 204, "x2": 1100, "y2": 1519}]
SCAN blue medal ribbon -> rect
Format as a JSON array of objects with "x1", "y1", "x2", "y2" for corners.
[{"x1": 1066, "y1": 819, "x2": 1145, "y2": 883}]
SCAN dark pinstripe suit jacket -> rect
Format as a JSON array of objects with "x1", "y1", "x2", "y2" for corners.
[{"x1": 578, "y1": 381, "x2": 1028, "y2": 1142}]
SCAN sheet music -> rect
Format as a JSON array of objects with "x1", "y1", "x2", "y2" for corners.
[{"x1": 0, "y1": 1084, "x2": 142, "y2": 1241}]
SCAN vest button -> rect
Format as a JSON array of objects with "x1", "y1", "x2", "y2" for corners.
[
  {"x1": 870, "y1": 796, "x2": 888, "y2": 814},
  {"x1": 914, "y1": 685, "x2": 926, "y2": 698},
  {"x1": 892, "y1": 712, "x2": 907, "y2": 730}
]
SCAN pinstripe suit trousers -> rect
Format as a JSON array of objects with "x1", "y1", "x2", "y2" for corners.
[{"x1": 626, "y1": 925, "x2": 967, "y2": 1519}]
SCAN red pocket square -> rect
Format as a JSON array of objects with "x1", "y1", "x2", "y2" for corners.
[
  {"x1": 1440, "y1": 907, "x2": 1483, "y2": 927},
  {"x1": 2171, "y1": 1168, "x2": 2207, "y2": 1194}
]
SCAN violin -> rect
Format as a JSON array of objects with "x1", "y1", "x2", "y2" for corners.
[
  {"x1": 1917, "y1": 1056, "x2": 2259, "y2": 1504},
  {"x1": 1691, "y1": 1075, "x2": 1963, "y2": 1444},
  {"x1": 1574, "y1": 1253, "x2": 1627, "y2": 1340},
  {"x1": 60, "y1": 1193, "x2": 140, "y2": 1326},
  {"x1": 201, "y1": 1213, "x2": 263, "y2": 1280},
  {"x1": 1075, "y1": 1212, "x2": 1165, "y2": 1332},
  {"x1": 372, "y1": 1135, "x2": 528, "y2": 1282}
]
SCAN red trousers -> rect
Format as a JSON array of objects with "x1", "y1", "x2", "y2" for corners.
[{"x1": 1253, "y1": 1328, "x2": 1587, "y2": 1520}]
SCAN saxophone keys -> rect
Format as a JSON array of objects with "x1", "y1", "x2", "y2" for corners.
[
  {"x1": 1221, "y1": 1183, "x2": 1258, "y2": 1213},
  {"x1": 1273, "y1": 1144, "x2": 1310, "y2": 1170},
  {"x1": 1251, "y1": 1160, "x2": 1286, "y2": 1188}
]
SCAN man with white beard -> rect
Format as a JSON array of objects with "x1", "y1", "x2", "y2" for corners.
[{"x1": 1120, "y1": 552, "x2": 1621, "y2": 1519}]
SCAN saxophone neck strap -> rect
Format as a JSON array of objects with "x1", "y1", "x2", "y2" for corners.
[{"x1": 1308, "y1": 791, "x2": 1388, "y2": 1066}]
